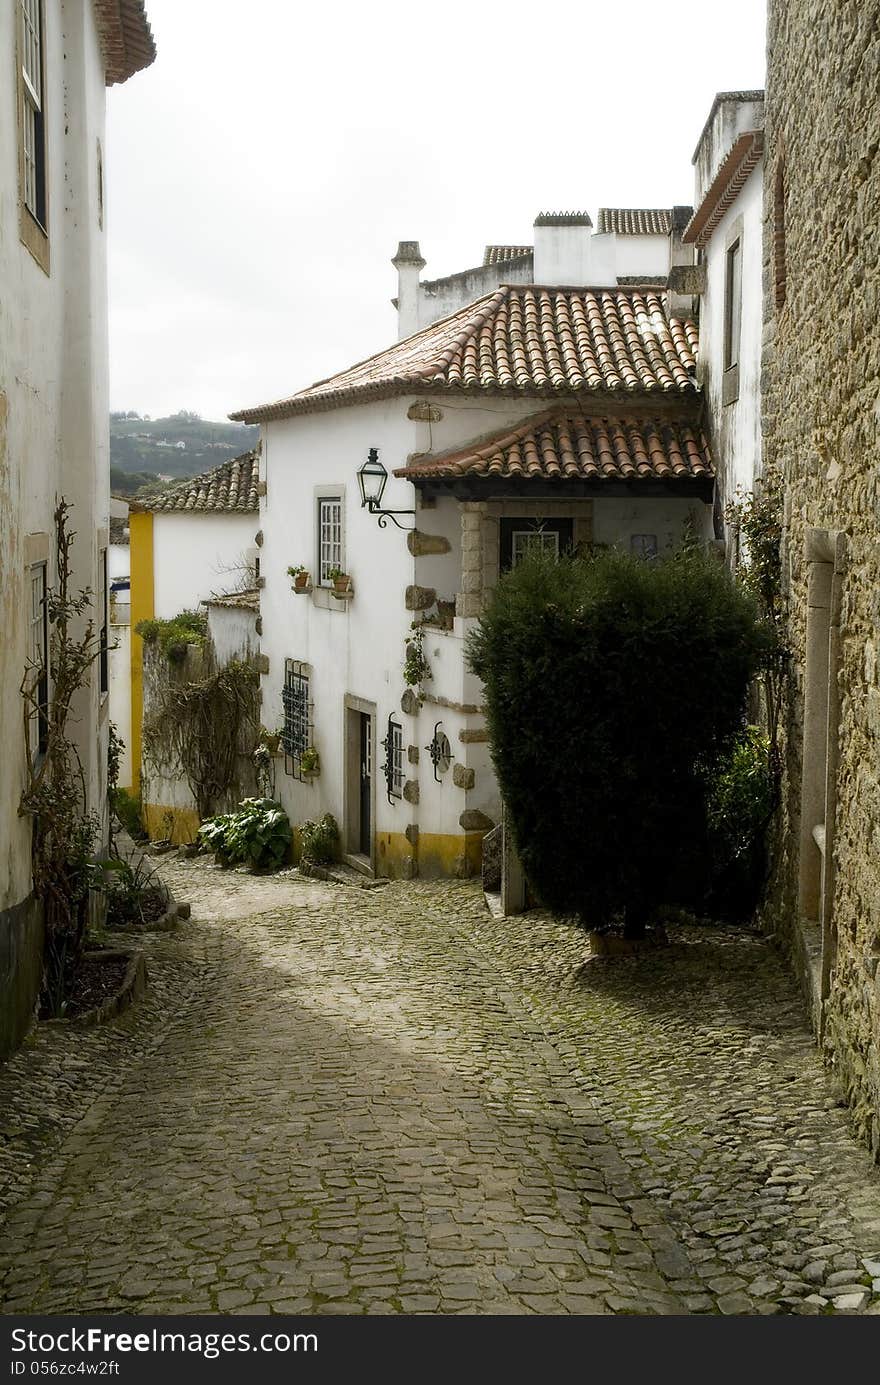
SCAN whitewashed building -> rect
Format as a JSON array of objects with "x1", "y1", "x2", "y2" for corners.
[
  {"x1": 126, "y1": 450, "x2": 260, "y2": 824},
  {"x1": 232, "y1": 213, "x2": 714, "y2": 880},
  {"x1": 682, "y1": 92, "x2": 765, "y2": 526},
  {"x1": 0, "y1": 0, "x2": 155, "y2": 1054}
]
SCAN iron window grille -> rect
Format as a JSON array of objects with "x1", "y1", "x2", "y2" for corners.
[
  {"x1": 317, "y1": 496, "x2": 343, "y2": 586},
  {"x1": 282, "y1": 659, "x2": 313, "y2": 779},
  {"x1": 380, "y1": 717, "x2": 404, "y2": 803},
  {"x1": 99, "y1": 549, "x2": 109, "y2": 693}
]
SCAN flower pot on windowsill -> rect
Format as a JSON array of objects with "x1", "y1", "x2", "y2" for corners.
[
  {"x1": 288, "y1": 567, "x2": 312, "y2": 594},
  {"x1": 330, "y1": 574, "x2": 353, "y2": 600},
  {"x1": 300, "y1": 748, "x2": 320, "y2": 778}
]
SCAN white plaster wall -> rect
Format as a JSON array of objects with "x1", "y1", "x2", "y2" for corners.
[
  {"x1": 592, "y1": 497, "x2": 714, "y2": 551},
  {"x1": 207, "y1": 603, "x2": 259, "y2": 667},
  {"x1": 416, "y1": 259, "x2": 533, "y2": 332},
  {"x1": 533, "y1": 224, "x2": 593, "y2": 285},
  {"x1": 694, "y1": 96, "x2": 765, "y2": 206},
  {"x1": 109, "y1": 623, "x2": 132, "y2": 788},
  {"x1": 108, "y1": 540, "x2": 130, "y2": 582},
  {"x1": 698, "y1": 161, "x2": 764, "y2": 509},
  {"x1": 259, "y1": 399, "x2": 420, "y2": 846},
  {"x1": 151, "y1": 513, "x2": 258, "y2": 618},
  {"x1": 0, "y1": 0, "x2": 111, "y2": 912},
  {"x1": 613, "y1": 234, "x2": 672, "y2": 279}
]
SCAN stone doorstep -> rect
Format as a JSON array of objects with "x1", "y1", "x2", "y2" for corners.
[{"x1": 299, "y1": 862, "x2": 389, "y2": 891}]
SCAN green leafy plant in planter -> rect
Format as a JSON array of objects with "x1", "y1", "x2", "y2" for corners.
[
  {"x1": 403, "y1": 623, "x2": 432, "y2": 687},
  {"x1": 299, "y1": 813, "x2": 339, "y2": 867},
  {"x1": 287, "y1": 565, "x2": 311, "y2": 592},
  {"x1": 198, "y1": 798, "x2": 292, "y2": 871},
  {"x1": 327, "y1": 566, "x2": 353, "y2": 598},
  {"x1": 703, "y1": 725, "x2": 775, "y2": 919},
  {"x1": 300, "y1": 746, "x2": 320, "y2": 776}
]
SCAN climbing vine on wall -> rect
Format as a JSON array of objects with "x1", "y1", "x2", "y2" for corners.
[{"x1": 141, "y1": 657, "x2": 259, "y2": 820}]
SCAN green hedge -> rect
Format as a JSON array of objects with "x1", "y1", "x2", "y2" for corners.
[{"x1": 467, "y1": 547, "x2": 773, "y2": 936}]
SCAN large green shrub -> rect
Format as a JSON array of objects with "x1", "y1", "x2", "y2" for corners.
[
  {"x1": 198, "y1": 798, "x2": 292, "y2": 871},
  {"x1": 467, "y1": 547, "x2": 773, "y2": 937},
  {"x1": 135, "y1": 609, "x2": 207, "y2": 663},
  {"x1": 299, "y1": 813, "x2": 340, "y2": 867},
  {"x1": 704, "y1": 725, "x2": 775, "y2": 919}
]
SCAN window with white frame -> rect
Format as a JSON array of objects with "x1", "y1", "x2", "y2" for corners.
[
  {"x1": 381, "y1": 717, "x2": 404, "y2": 801},
  {"x1": 317, "y1": 496, "x2": 343, "y2": 586},
  {"x1": 724, "y1": 237, "x2": 742, "y2": 371},
  {"x1": 281, "y1": 659, "x2": 311, "y2": 778},
  {"x1": 28, "y1": 562, "x2": 48, "y2": 759},
  {"x1": 20, "y1": 0, "x2": 47, "y2": 229}
]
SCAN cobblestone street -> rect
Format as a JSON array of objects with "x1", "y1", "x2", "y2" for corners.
[{"x1": 1, "y1": 864, "x2": 879, "y2": 1316}]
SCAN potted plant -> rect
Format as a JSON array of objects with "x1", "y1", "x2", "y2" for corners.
[
  {"x1": 287, "y1": 564, "x2": 311, "y2": 593},
  {"x1": 327, "y1": 566, "x2": 353, "y2": 598},
  {"x1": 300, "y1": 746, "x2": 320, "y2": 776},
  {"x1": 258, "y1": 724, "x2": 281, "y2": 753}
]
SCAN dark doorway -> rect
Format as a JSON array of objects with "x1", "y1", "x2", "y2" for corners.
[{"x1": 359, "y1": 712, "x2": 372, "y2": 856}]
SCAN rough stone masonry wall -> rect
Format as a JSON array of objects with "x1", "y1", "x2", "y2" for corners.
[{"x1": 762, "y1": 0, "x2": 880, "y2": 1156}]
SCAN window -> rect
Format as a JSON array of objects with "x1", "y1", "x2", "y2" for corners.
[
  {"x1": 381, "y1": 718, "x2": 404, "y2": 802},
  {"x1": 20, "y1": 0, "x2": 47, "y2": 230},
  {"x1": 630, "y1": 534, "x2": 658, "y2": 559},
  {"x1": 724, "y1": 238, "x2": 742, "y2": 371},
  {"x1": 500, "y1": 517, "x2": 573, "y2": 572},
  {"x1": 282, "y1": 659, "x2": 311, "y2": 778},
  {"x1": 28, "y1": 562, "x2": 48, "y2": 759},
  {"x1": 99, "y1": 549, "x2": 109, "y2": 694},
  {"x1": 317, "y1": 496, "x2": 343, "y2": 585}
]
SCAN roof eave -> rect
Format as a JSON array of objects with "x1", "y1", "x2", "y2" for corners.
[
  {"x1": 94, "y1": 0, "x2": 156, "y2": 86},
  {"x1": 682, "y1": 130, "x2": 764, "y2": 247}
]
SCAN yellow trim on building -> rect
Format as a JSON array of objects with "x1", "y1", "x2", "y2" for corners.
[
  {"x1": 128, "y1": 511, "x2": 154, "y2": 796},
  {"x1": 376, "y1": 830, "x2": 484, "y2": 879},
  {"x1": 142, "y1": 802, "x2": 201, "y2": 845}
]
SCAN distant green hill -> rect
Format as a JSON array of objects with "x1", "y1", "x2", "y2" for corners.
[{"x1": 110, "y1": 411, "x2": 258, "y2": 479}]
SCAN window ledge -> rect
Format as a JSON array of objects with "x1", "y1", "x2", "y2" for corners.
[
  {"x1": 312, "y1": 586, "x2": 349, "y2": 611},
  {"x1": 20, "y1": 206, "x2": 50, "y2": 276}
]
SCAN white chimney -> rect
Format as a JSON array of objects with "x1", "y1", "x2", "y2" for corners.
[
  {"x1": 392, "y1": 241, "x2": 426, "y2": 340},
  {"x1": 532, "y1": 212, "x2": 593, "y2": 285}
]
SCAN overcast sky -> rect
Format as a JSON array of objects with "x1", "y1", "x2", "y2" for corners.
[{"x1": 106, "y1": 0, "x2": 767, "y2": 422}]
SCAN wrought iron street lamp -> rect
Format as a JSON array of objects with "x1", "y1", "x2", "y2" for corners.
[{"x1": 357, "y1": 448, "x2": 415, "y2": 530}]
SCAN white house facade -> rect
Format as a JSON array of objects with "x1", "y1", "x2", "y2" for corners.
[
  {"x1": 0, "y1": 0, "x2": 154, "y2": 1055},
  {"x1": 233, "y1": 215, "x2": 714, "y2": 880},
  {"x1": 683, "y1": 92, "x2": 765, "y2": 526}
]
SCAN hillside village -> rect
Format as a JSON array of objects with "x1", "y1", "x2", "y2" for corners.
[{"x1": 1, "y1": 0, "x2": 879, "y2": 1326}]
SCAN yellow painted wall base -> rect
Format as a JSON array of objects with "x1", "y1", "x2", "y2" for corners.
[
  {"x1": 376, "y1": 830, "x2": 484, "y2": 880},
  {"x1": 143, "y1": 802, "x2": 201, "y2": 845}
]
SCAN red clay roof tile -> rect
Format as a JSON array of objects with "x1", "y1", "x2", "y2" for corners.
[
  {"x1": 130, "y1": 450, "x2": 259, "y2": 514},
  {"x1": 231, "y1": 286, "x2": 699, "y2": 424},
  {"x1": 597, "y1": 209, "x2": 673, "y2": 235},
  {"x1": 394, "y1": 409, "x2": 712, "y2": 484}
]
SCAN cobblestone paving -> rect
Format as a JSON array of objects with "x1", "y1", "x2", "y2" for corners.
[{"x1": 1, "y1": 865, "x2": 879, "y2": 1316}]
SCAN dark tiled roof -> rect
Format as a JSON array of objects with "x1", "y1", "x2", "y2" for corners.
[
  {"x1": 93, "y1": 0, "x2": 156, "y2": 84},
  {"x1": 395, "y1": 409, "x2": 712, "y2": 483},
  {"x1": 204, "y1": 590, "x2": 260, "y2": 612},
  {"x1": 483, "y1": 245, "x2": 533, "y2": 266},
  {"x1": 597, "y1": 208, "x2": 673, "y2": 235},
  {"x1": 534, "y1": 212, "x2": 593, "y2": 226},
  {"x1": 683, "y1": 131, "x2": 764, "y2": 248},
  {"x1": 130, "y1": 451, "x2": 259, "y2": 514},
  {"x1": 231, "y1": 287, "x2": 699, "y2": 423},
  {"x1": 109, "y1": 517, "x2": 130, "y2": 546}
]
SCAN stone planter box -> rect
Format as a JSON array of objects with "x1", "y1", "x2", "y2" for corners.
[{"x1": 46, "y1": 947, "x2": 147, "y2": 1029}]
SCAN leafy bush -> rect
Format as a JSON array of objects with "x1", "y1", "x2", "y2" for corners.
[
  {"x1": 99, "y1": 855, "x2": 170, "y2": 928},
  {"x1": 299, "y1": 813, "x2": 339, "y2": 866},
  {"x1": 113, "y1": 787, "x2": 147, "y2": 841},
  {"x1": 467, "y1": 547, "x2": 773, "y2": 937},
  {"x1": 135, "y1": 609, "x2": 207, "y2": 663},
  {"x1": 704, "y1": 726, "x2": 775, "y2": 919},
  {"x1": 198, "y1": 798, "x2": 292, "y2": 870}
]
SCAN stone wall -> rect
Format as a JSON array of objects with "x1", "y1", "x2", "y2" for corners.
[{"x1": 762, "y1": 0, "x2": 880, "y2": 1157}]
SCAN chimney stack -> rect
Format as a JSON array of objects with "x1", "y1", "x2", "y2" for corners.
[
  {"x1": 392, "y1": 241, "x2": 426, "y2": 340},
  {"x1": 532, "y1": 212, "x2": 593, "y2": 285}
]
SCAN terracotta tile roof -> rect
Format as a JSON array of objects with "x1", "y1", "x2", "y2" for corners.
[
  {"x1": 483, "y1": 245, "x2": 533, "y2": 266},
  {"x1": 93, "y1": 0, "x2": 156, "y2": 85},
  {"x1": 597, "y1": 208, "x2": 673, "y2": 235},
  {"x1": 204, "y1": 589, "x2": 260, "y2": 612},
  {"x1": 130, "y1": 451, "x2": 259, "y2": 514},
  {"x1": 395, "y1": 409, "x2": 712, "y2": 484},
  {"x1": 231, "y1": 287, "x2": 699, "y2": 423},
  {"x1": 682, "y1": 130, "x2": 764, "y2": 248}
]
